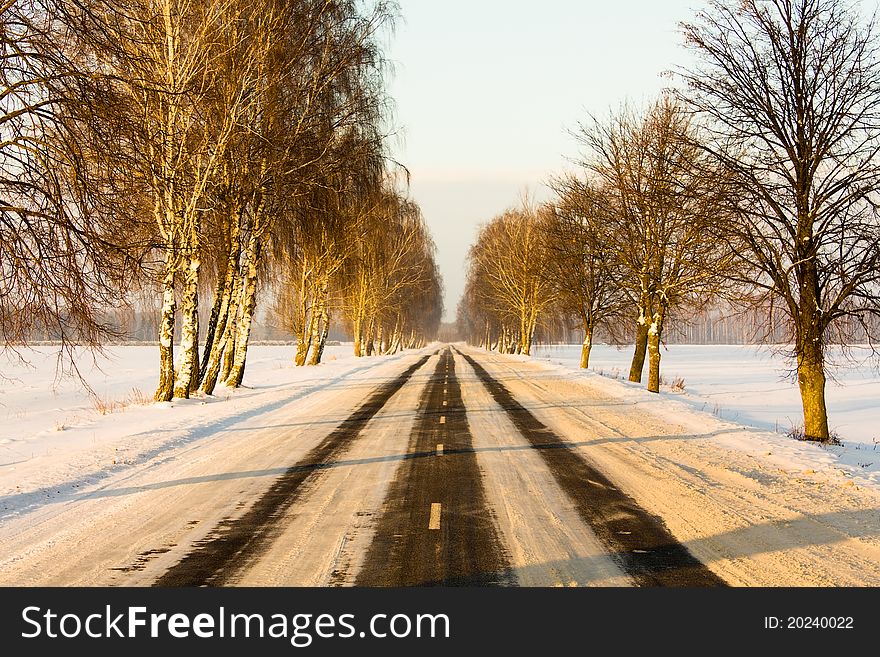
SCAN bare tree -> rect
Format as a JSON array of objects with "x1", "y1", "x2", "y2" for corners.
[
  {"x1": 463, "y1": 200, "x2": 557, "y2": 356},
  {"x1": 1, "y1": 0, "x2": 137, "y2": 363},
  {"x1": 342, "y1": 187, "x2": 440, "y2": 356},
  {"x1": 681, "y1": 0, "x2": 880, "y2": 441},
  {"x1": 68, "y1": 0, "x2": 252, "y2": 400},
  {"x1": 276, "y1": 139, "x2": 382, "y2": 367},
  {"x1": 545, "y1": 178, "x2": 628, "y2": 368},
  {"x1": 208, "y1": 0, "x2": 396, "y2": 387},
  {"x1": 576, "y1": 97, "x2": 732, "y2": 392}
]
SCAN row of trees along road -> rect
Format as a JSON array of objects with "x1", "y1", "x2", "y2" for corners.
[
  {"x1": 460, "y1": 0, "x2": 880, "y2": 443},
  {"x1": 1, "y1": 0, "x2": 442, "y2": 400}
]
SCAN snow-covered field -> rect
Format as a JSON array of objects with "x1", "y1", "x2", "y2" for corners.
[
  {"x1": 532, "y1": 343, "x2": 880, "y2": 488},
  {"x1": 0, "y1": 344, "x2": 393, "y2": 517}
]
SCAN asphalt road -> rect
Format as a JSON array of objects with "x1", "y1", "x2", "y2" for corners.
[
  {"x1": 354, "y1": 349, "x2": 514, "y2": 586},
  {"x1": 151, "y1": 345, "x2": 723, "y2": 587}
]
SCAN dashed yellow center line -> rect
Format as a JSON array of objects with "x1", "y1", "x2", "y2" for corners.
[
  {"x1": 429, "y1": 503, "x2": 442, "y2": 530},
  {"x1": 439, "y1": 416, "x2": 446, "y2": 424},
  {"x1": 436, "y1": 443, "x2": 444, "y2": 455}
]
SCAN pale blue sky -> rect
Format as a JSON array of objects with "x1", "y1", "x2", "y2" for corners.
[{"x1": 387, "y1": 1, "x2": 703, "y2": 320}]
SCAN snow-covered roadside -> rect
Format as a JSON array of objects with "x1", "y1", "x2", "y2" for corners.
[
  {"x1": 0, "y1": 345, "x2": 416, "y2": 519},
  {"x1": 465, "y1": 346, "x2": 880, "y2": 586},
  {"x1": 530, "y1": 344, "x2": 880, "y2": 491}
]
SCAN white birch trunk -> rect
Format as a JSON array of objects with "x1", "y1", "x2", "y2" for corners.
[
  {"x1": 385, "y1": 314, "x2": 401, "y2": 355},
  {"x1": 294, "y1": 260, "x2": 313, "y2": 366},
  {"x1": 155, "y1": 253, "x2": 177, "y2": 402},
  {"x1": 580, "y1": 327, "x2": 593, "y2": 369},
  {"x1": 353, "y1": 313, "x2": 364, "y2": 357},
  {"x1": 306, "y1": 280, "x2": 328, "y2": 366},
  {"x1": 200, "y1": 208, "x2": 240, "y2": 384},
  {"x1": 365, "y1": 316, "x2": 376, "y2": 356},
  {"x1": 203, "y1": 259, "x2": 242, "y2": 395},
  {"x1": 174, "y1": 257, "x2": 200, "y2": 398},
  {"x1": 646, "y1": 306, "x2": 665, "y2": 394},
  {"x1": 296, "y1": 303, "x2": 316, "y2": 367},
  {"x1": 309, "y1": 289, "x2": 331, "y2": 366},
  {"x1": 226, "y1": 233, "x2": 260, "y2": 387}
]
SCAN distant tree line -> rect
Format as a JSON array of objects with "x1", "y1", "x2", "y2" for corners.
[
  {"x1": 459, "y1": 0, "x2": 880, "y2": 443},
  {"x1": 1, "y1": 0, "x2": 442, "y2": 398}
]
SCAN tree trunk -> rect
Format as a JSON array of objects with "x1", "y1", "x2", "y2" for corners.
[
  {"x1": 646, "y1": 308, "x2": 665, "y2": 394},
  {"x1": 580, "y1": 326, "x2": 593, "y2": 369},
  {"x1": 524, "y1": 314, "x2": 538, "y2": 356},
  {"x1": 629, "y1": 311, "x2": 649, "y2": 383},
  {"x1": 307, "y1": 282, "x2": 329, "y2": 366},
  {"x1": 199, "y1": 276, "x2": 225, "y2": 384},
  {"x1": 365, "y1": 316, "x2": 375, "y2": 356},
  {"x1": 155, "y1": 254, "x2": 176, "y2": 402},
  {"x1": 226, "y1": 233, "x2": 260, "y2": 387},
  {"x1": 174, "y1": 257, "x2": 200, "y2": 398},
  {"x1": 199, "y1": 279, "x2": 233, "y2": 393},
  {"x1": 385, "y1": 314, "x2": 401, "y2": 355},
  {"x1": 202, "y1": 324, "x2": 230, "y2": 396},
  {"x1": 796, "y1": 320, "x2": 830, "y2": 442},
  {"x1": 203, "y1": 266, "x2": 242, "y2": 395},
  {"x1": 353, "y1": 314, "x2": 364, "y2": 357},
  {"x1": 296, "y1": 303, "x2": 315, "y2": 367},
  {"x1": 220, "y1": 320, "x2": 237, "y2": 384},
  {"x1": 293, "y1": 260, "x2": 312, "y2": 366},
  {"x1": 200, "y1": 211, "x2": 240, "y2": 384},
  {"x1": 312, "y1": 303, "x2": 331, "y2": 365}
]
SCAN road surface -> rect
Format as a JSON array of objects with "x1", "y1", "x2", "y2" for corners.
[{"x1": 1, "y1": 345, "x2": 879, "y2": 586}]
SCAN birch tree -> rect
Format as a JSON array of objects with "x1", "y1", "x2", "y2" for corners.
[
  {"x1": 277, "y1": 145, "x2": 381, "y2": 367},
  {"x1": 342, "y1": 188, "x2": 440, "y2": 356},
  {"x1": 1, "y1": 0, "x2": 136, "y2": 360},
  {"x1": 464, "y1": 201, "x2": 557, "y2": 356},
  {"x1": 201, "y1": 0, "x2": 395, "y2": 389},
  {"x1": 67, "y1": 0, "x2": 249, "y2": 400}
]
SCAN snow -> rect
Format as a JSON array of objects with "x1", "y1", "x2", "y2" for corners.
[
  {"x1": 460, "y1": 358, "x2": 630, "y2": 586},
  {"x1": 4, "y1": 342, "x2": 877, "y2": 511},
  {"x1": 0, "y1": 343, "x2": 878, "y2": 586},
  {"x1": 470, "y1": 347, "x2": 880, "y2": 586},
  {"x1": 532, "y1": 343, "x2": 880, "y2": 490},
  {"x1": 0, "y1": 345, "x2": 405, "y2": 519}
]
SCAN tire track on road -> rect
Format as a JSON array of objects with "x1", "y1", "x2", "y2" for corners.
[
  {"x1": 355, "y1": 348, "x2": 514, "y2": 586},
  {"x1": 460, "y1": 349, "x2": 725, "y2": 587},
  {"x1": 155, "y1": 354, "x2": 433, "y2": 586}
]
